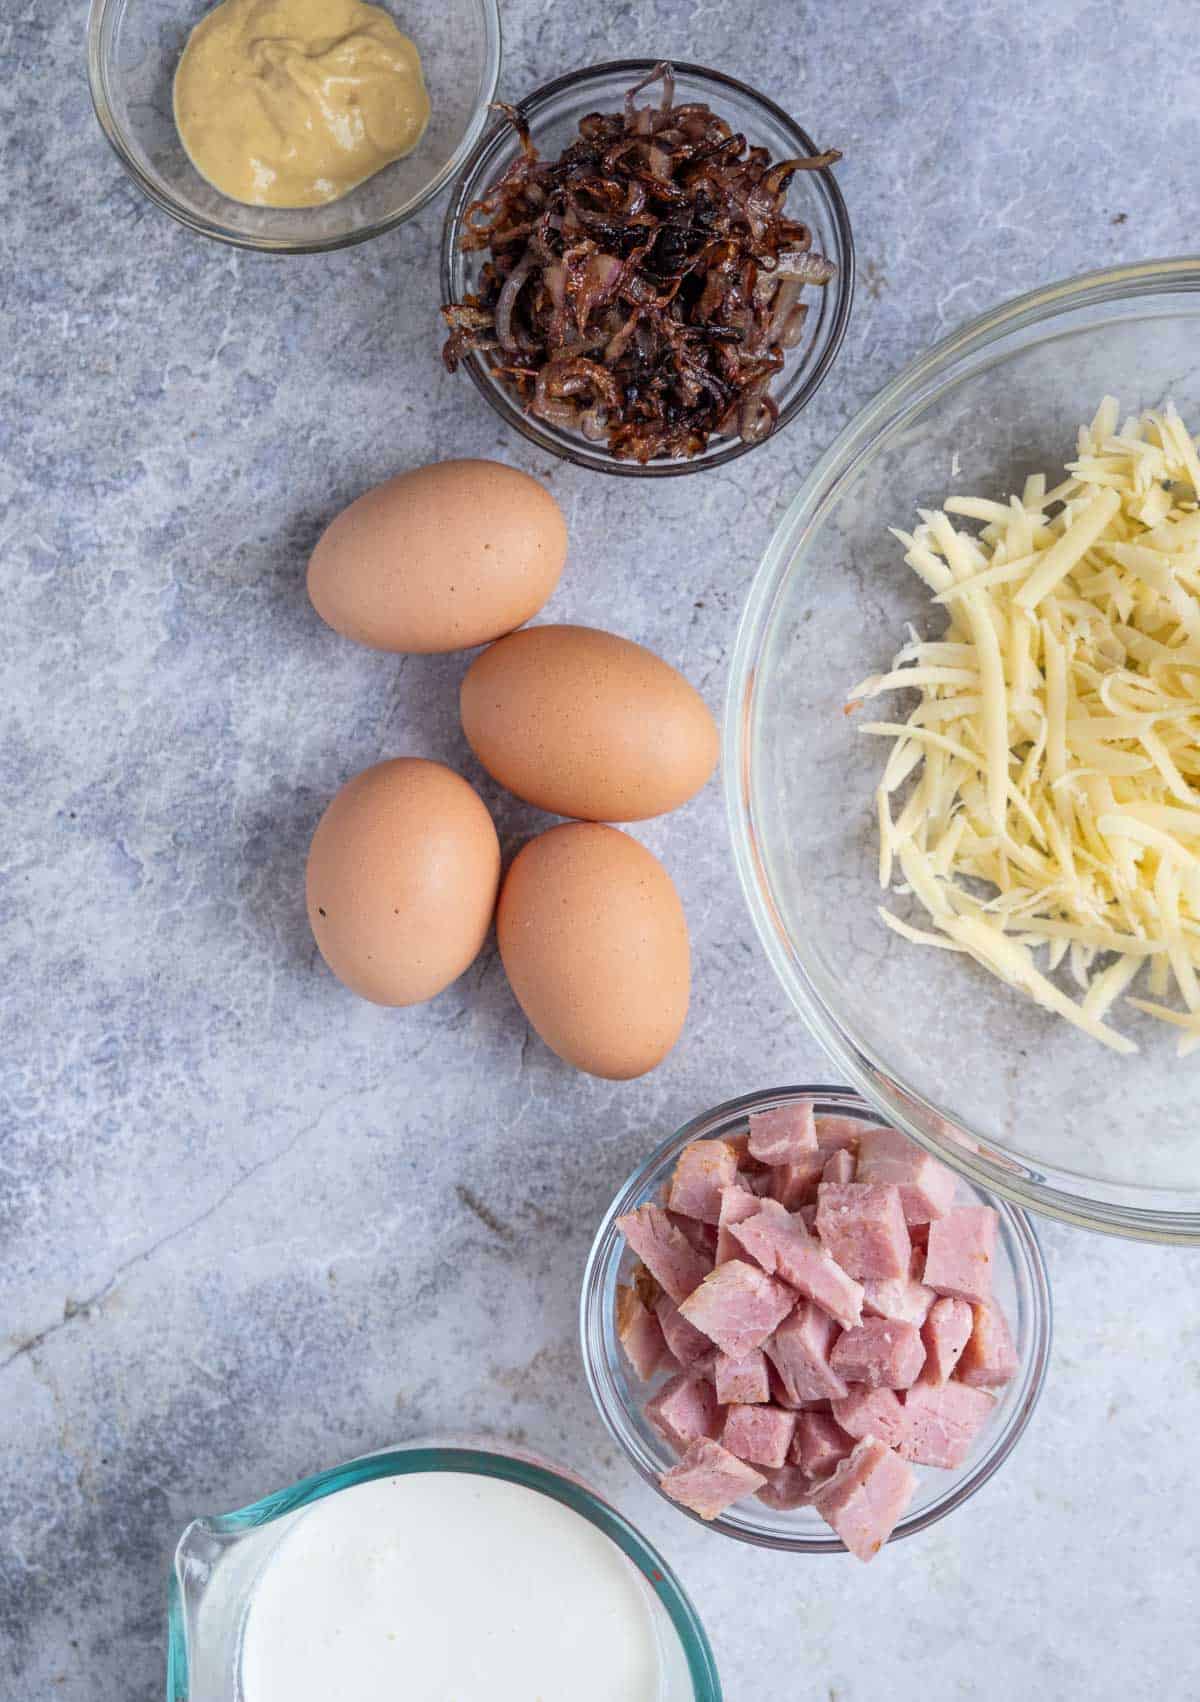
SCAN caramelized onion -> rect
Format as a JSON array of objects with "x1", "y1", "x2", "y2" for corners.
[{"x1": 441, "y1": 63, "x2": 841, "y2": 462}]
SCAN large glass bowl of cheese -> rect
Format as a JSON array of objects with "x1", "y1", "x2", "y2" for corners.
[{"x1": 726, "y1": 258, "x2": 1200, "y2": 1243}]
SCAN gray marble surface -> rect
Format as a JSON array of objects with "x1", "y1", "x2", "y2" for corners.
[{"x1": 3, "y1": 3, "x2": 1199, "y2": 1698}]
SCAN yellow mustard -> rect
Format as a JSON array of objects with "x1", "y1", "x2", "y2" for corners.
[{"x1": 174, "y1": 0, "x2": 431, "y2": 208}]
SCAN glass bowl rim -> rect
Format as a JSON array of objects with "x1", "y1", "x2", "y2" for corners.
[
  {"x1": 580, "y1": 1084, "x2": 1052, "y2": 1555},
  {"x1": 167, "y1": 1437, "x2": 722, "y2": 1699},
  {"x1": 725, "y1": 258, "x2": 1200, "y2": 1244},
  {"x1": 85, "y1": 0, "x2": 503, "y2": 254},
  {"x1": 438, "y1": 55, "x2": 855, "y2": 477}
]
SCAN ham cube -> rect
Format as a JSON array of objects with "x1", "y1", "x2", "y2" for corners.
[
  {"x1": 616, "y1": 1284, "x2": 670, "y2": 1381},
  {"x1": 822, "y1": 1147, "x2": 856, "y2": 1185},
  {"x1": 862, "y1": 1248, "x2": 936, "y2": 1326},
  {"x1": 855, "y1": 1126, "x2": 959, "y2": 1223},
  {"x1": 779, "y1": 1244, "x2": 864, "y2": 1331},
  {"x1": 715, "y1": 1183, "x2": 761, "y2": 1264},
  {"x1": 811, "y1": 1437, "x2": 917, "y2": 1561},
  {"x1": 677, "y1": 1259, "x2": 795, "y2": 1359},
  {"x1": 768, "y1": 1152, "x2": 825, "y2": 1209},
  {"x1": 799, "y1": 1203, "x2": 818, "y2": 1233},
  {"x1": 765, "y1": 1302, "x2": 849, "y2": 1404},
  {"x1": 617, "y1": 1204, "x2": 713, "y2": 1303},
  {"x1": 921, "y1": 1296, "x2": 973, "y2": 1385},
  {"x1": 721, "y1": 1402, "x2": 798, "y2": 1469},
  {"x1": 714, "y1": 1348, "x2": 770, "y2": 1405},
  {"x1": 728, "y1": 1197, "x2": 808, "y2": 1269},
  {"x1": 793, "y1": 1410, "x2": 855, "y2": 1479},
  {"x1": 816, "y1": 1182, "x2": 911, "y2": 1281},
  {"x1": 922, "y1": 1206, "x2": 998, "y2": 1306},
  {"x1": 654, "y1": 1293, "x2": 714, "y2": 1368},
  {"x1": 645, "y1": 1372, "x2": 720, "y2": 1453},
  {"x1": 668, "y1": 1140, "x2": 739, "y2": 1225},
  {"x1": 832, "y1": 1385, "x2": 909, "y2": 1449},
  {"x1": 748, "y1": 1101, "x2": 818, "y2": 1165},
  {"x1": 756, "y1": 1464, "x2": 813, "y2": 1511},
  {"x1": 900, "y1": 1380, "x2": 994, "y2": 1469},
  {"x1": 831, "y1": 1318, "x2": 926, "y2": 1390},
  {"x1": 814, "y1": 1115, "x2": 868, "y2": 1156},
  {"x1": 659, "y1": 1438, "x2": 766, "y2": 1520},
  {"x1": 958, "y1": 1300, "x2": 1019, "y2": 1388}
]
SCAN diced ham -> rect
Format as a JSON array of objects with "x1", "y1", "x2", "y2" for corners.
[
  {"x1": 830, "y1": 1318, "x2": 926, "y2": 1390},
  {"x1": 766, "y1": 1362, "x2": 803, "y2": 1410},
  {"x1": 862, "y1": 1248, "x2": 936, "y2": 1326},
  {"x1": 654, "y1": 1293, "x2": 714, "y2": 1368},
  {"x1": 721, "y1": 1402, "x2": 798, "y2": 1469},
  {"x1": 666, "y1": 1210, "x2": 719, "y2": 1255},
  {"x1": 659, "y1": 1438, "x2": 766, "y2": 1520},
  {"x1": 747, "y1": 1101, "x2": 818, "y2": 1165},
  {"x1": 855, "y1": 1126, "x2": 959, "y2": 1224},
  {"x1": 765, "y1": 1302, "x2": 849, "y2": 1404},
  {"x1": 793, "y1": 1410, "x2": 855, "y2": 1479},
  {"x1": 832, "y1": 1386, "x2": 909, "y2": 1449},
  {"x1": 920, "y1": 1296, "x2": 973, "y2": 1385},
  {"x1": 630, "y1": 1262, "x2": 660, "y2": 1309},
  {"x1": 715, "y1": 1182, "x2": 761, "y2": 1264},
  {"x1": 726, "y1": 1130, "x2": 755, "y2": 1168},
  {"x1": 768, "y1": 1152, "x2": 826, "y2": 1210},
  {"x1": 958, "y1": 1300, "x2": 1019, "y2": 1388},
  {"x1": 822, "y1": 1147, "x2": 856, "y2": 1185},
  {"x1": 677, "y1": 1259, "x2": 796, "y2": 1360},
  {"x1": 811, "y1": 1437, "x2": 917, "y2": 1561},
  {"x1": 645, "y1": 1372, "x2": 720, "y2": 1453},
  {"x1": 617, "y1": 1204, "x2": 713, "y2": 1304},
  {"x1": 922, "y1": 1206, "x2": 998, "y2": 1306},
  {"x1": 621, "y1": 1118, "x2": 1015, "y2": 1543},
  {"x1": 689, "y1": 1348, "x2": 719, "y2": 1380},
  {"x1": 816, "y1": 1182, "x2": 911, "y2": 1281},
  {"x1": 900, "y1": 1380, "x2": 995, "y2": 1469},
  {"x1": 733, "y1": 1201, "x2": 864, "y2": 1330},
  {"x1": 668, "y1": 1140, "x2": 739, "y2": 1225},
  {"x1": 727, "y1": 1196, "x2": 808, "y2": 1270},
  {"x1": 755, "y1": 1464, "x2": 813, "y2": 1511},
  {"x1": 616, "y1": 1284, "x2": 670, "y2": 1381},
  {"x1": 814, "y1": 1115, "x2": 869, "y2": 1155},
  {"x1": 714, "y1": 1348, "x2": 770, "y2": 1405}
]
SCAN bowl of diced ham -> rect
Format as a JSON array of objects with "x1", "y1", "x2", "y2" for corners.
[{"x1": 581, "y1": 1088, "x2": 1051, "y2": 1560}]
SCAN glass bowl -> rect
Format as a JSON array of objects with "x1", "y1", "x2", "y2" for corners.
[
  {"x1": 439, "y1": 59, "x2": 853, "y2": 477},
  {"x1": 727, "y1": 259, "x2": 1200, "y2": 1243},
  {"x1": 87, "y1": 0, "x2": 501, "y2": 252},
  {"x1": 168, "y1": 1438, "x2": 721, "y2": 1699},
  {"x1": 581, "y1": 1087, "x2": 1051, "y2": 1555}
]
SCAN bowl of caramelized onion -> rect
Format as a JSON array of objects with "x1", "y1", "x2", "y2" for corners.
[{"x1": 439, "y1": 60, "x2": 854, "y2": 475}]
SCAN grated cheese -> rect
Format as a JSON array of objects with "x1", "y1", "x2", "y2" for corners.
[{"x1": 851, "y1": 399, "x2": 1200, "y2": 1054}]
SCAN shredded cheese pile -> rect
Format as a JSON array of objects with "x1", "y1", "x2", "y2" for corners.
[{"x1": 851, "y1": 398, "x2": 1200, "y2": 1055}]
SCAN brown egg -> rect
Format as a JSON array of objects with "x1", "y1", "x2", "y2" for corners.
[
  {"x1": 307, "y1": 460, "x2": 567, "y2": 654},
  {"x1": 306, "y1": 758, "x2": 499, "y2": 1005},
  {"x1": 497, "y1": 822, "x2": 689, "y2": 1079},
  {"x1": 460, "y1": 624, "x2": 719, "y2": 822}
]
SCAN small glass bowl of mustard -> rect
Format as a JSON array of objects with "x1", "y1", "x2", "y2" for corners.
[{"x1": 87, "y1": 0, "x2": 501, "y2": 252}]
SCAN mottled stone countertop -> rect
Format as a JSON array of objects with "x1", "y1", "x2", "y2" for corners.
[{"x1": 3, "y1": 3, "x2": 1198, "y2": 1698}]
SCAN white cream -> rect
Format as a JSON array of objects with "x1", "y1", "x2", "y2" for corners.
[{"x1": 238, "y1": 1470, "x2": 665, "y2": 1701}]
